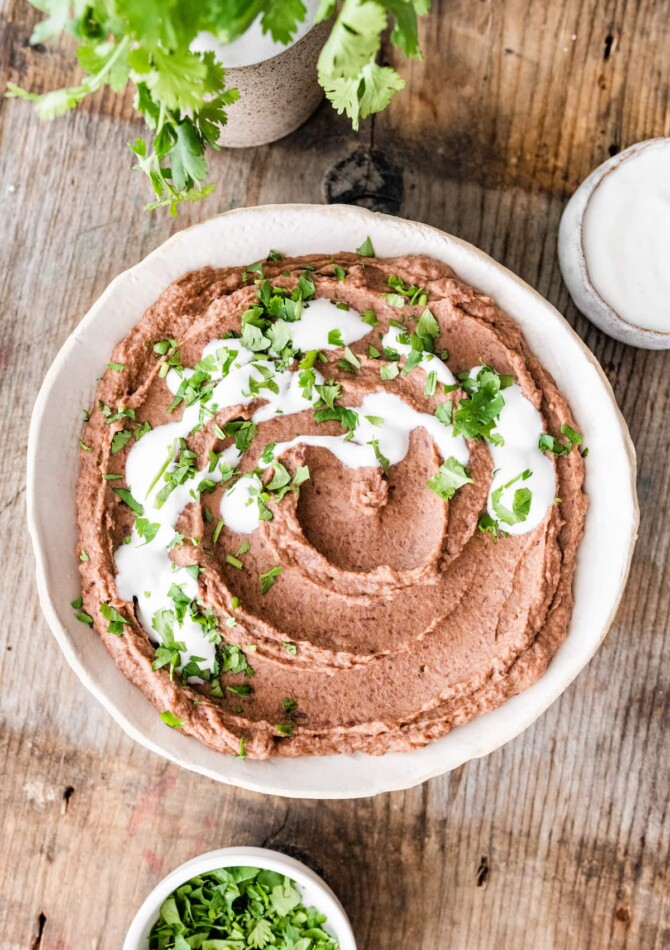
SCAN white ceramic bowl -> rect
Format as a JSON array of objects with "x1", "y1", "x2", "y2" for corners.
[
  {"x1": 558, "y1": 138, "x2": 670, "y2": 349},
  {"x1": 27, "y1": 204, "x2": 639, "y2": 798},
  {"x1": 122, "y1": 846, "x2": 356, "y2": 950}
]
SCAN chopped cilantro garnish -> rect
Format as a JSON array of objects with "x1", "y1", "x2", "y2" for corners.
[
  {"x1": 226, "y1": 684, "x2": 253, "y2": 696},
  {"x1": 99, "y1": 602, "x2": 130, "y2": 636},
  {"x1": 107, "y1": 361, "x2": 125, "y2": 372},
  {"x1": 424, "y1": 370, "x2": 438, "y2": 397},
  {"x1": 283, "y1": 641, "x2": 297, "y2": 656},
  {"x1": 380, "y1": 362, "x2": 400, "y2": 381},
  {"x1": 315, "y1": 380, "x2": 341, "y2": 408},
  {"x1": 338, "y1": 346, "x2": 361, "y2": 374},
  {"x1": 135, "y1": 517, "x2": 160, "y2": 544},
  {"x1": 110, "y1": 428, "x2": 133, "y2": 454},
  {"x1": 453, "y1": 366, "x2": 512, "y2": 445},
  {"x1": 222, "y1": 419, "x2": 258, "y2": 454},
  {"x1": 361, "y1": 309, "x2": 379, "y2": 327},
  {"x1": 328, "y1": 328, "x2": 345, "y2": 347},
  {"x1": 387, "y1": 274, "x2": 429, "y2": 307},
  {"x1": 79, "y1": 550, "x2": 90, "y2": 562},
  {"x1": 427, "y1": 457, "x2": 473, "y2": 500},
  {"x1": 356, "y1": 235, "x2": 376, "y2": 257},
  {"x1": 368, "y1": 438, "x2": 390, "y2": 475},
  {"x1": 160, "y1": 710, "x2": 184, "y2": 729},
  {"x1": 146, "y1": 439, "x2": 176, "y2": 498},
  {"x1": 478, "y1": 513, "x2": 507, "y2": 541},
  {"x1": 539, "y1": 423, "x2": 584, "y2": 457},
  {"x1": 275, "y1": 723, "x2": 294, "y2": 737},
  {"x1": 260, "y1": 442, "x2": 277, "y2": 465},
  {"x1": 259, "y1": 565, "x2": 283, "y2": 595},
  {"x1": 435, "y1": 401, "x2": 453, "y2": 427},
  {"x1": 266, "y1": 462, "x2": 291, "y2": 492},
  {"x1": 561, "y1": 423, "x2": 582, "y2": 445},
  {"x1": 151, "y1": 609, "x2": 185, "y2": 679},
  {"x1": 220, "y1": 643, "x2": 254, "y2": 677},
  {"x1": 283, "y1": 697, "x2": 298, "y2": 713},
  {"x1": 293, "y1": 465, "x2": 310, "y2": 487},
  {"x1": 313, "y1": 404, "x2": 358, "y2": 432},
  {"x1": 491, "y1": 470, "x2": 533, "y2": 526},
  {"x1": 154, "y1": 440, "x2": 199, "y2": 508},
  {"x1": 415, "y1": 308, "x2": 439, "y2": 347},
  {"x1": 112, "y1": 487, "x2": 143, "y2": 515},
  {"x1": 71, "y1": 597, "x2": 93, "y2": 626}
]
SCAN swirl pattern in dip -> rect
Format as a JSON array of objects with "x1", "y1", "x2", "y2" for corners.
[{"x1": 76, "y1": 251, "x2": 587, "y2": 758}]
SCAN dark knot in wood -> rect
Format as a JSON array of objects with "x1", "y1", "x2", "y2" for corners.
[{"x1": 324, "y1": 148, "x2": 404, "y2": 215}]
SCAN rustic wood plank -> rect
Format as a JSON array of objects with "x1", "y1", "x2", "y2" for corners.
[{"x1": 1, "y1": 0, "x2": 668, "y2": 947}]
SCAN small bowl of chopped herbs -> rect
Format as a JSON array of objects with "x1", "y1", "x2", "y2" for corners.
[{"x1": 122, "y1": 846, "x2": 356, "y2": 950}]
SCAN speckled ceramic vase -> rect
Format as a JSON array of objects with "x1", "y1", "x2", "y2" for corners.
[{"x1": 193, "y1": 15, "x2": 331, "y2": 149}]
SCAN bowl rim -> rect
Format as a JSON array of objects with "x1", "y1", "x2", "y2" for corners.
[
  {"x1": 27, "y1": 203, "x2": 639, "y2": 798},
  {"x1": 121, "y1": 845, "x2": 357, "y2": 950},
  {"x1": 559, "y1": 137, "x2": 670, "y2": 347}
]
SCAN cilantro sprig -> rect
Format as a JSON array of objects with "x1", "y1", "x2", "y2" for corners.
[{"x1": 9, "y1": 1, "x2": 431, "y2": 212}]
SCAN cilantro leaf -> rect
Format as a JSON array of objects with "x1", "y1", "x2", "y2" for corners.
[
  {"x1": 160, "y1": 710, "x2": 184, "y2": 729},
  {"x1": 259, "y1": 565, "x2": 283, "y2": 595},
  {"x1": 491, "y1": 470, "x2": 533, "y2": 526},
  {"x1": 356, "y1": 235, "x2": 376, "y2": 256},
  {"x1": 136, "y1": 517, "x2": 160, "y2": 544},
  {"x1": 99, "y1": 602, "x2": 130, "y2": 636},
  {"x1": 539, "y1": 423, "x2": 584, "y2": 457},
  {"x1": 427, "y1": 457, "x2": 473, "y2": 500},
  {"x1": 112, "y1": 487, "x2": 143, "y2": 515}
]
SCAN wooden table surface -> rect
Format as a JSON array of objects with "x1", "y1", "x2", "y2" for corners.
[{"x1": 1, "y1": 0, "x2": 669, "y2": 948}]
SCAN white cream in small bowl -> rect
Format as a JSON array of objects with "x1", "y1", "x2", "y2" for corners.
[
  {"x1": 123, "y1": 846, "x2": 357, "y2": 950},
  {"x1": 558, "y1": 138, "x2": 670, "y2": 349}
]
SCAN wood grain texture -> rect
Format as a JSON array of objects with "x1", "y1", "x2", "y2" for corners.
[{"x1": 1, "y1": 0, "x2": 669, "y2": 947}]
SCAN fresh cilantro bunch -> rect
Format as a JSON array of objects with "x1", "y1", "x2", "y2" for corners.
[
  {"x1": 148, "y1": 865, "x2": 341, "y2": 949},
  {"x1": 7, "y1": 0, "x2": 430, "y2": 213},
  {"x1": 316, "y1": 0, "x2": 430, "y2": 128}
]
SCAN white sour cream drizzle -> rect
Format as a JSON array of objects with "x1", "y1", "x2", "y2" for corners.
[
  {"x1": 287, "y1": 296, "x2": 372, "y2": 351},
  {"x1": 114, "y1": 298, "x2": 555, "y2": 672}
]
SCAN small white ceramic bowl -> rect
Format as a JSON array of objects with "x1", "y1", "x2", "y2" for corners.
[
  {"x1": 558, "y1": 138, "x2": 670, "y2": 349},
  {"x1": 27, "y1": 204, "x2": 638, "y2": 798},
  {"x1": 122, "y1": 846, "x2": 356, "y2": 950}
]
